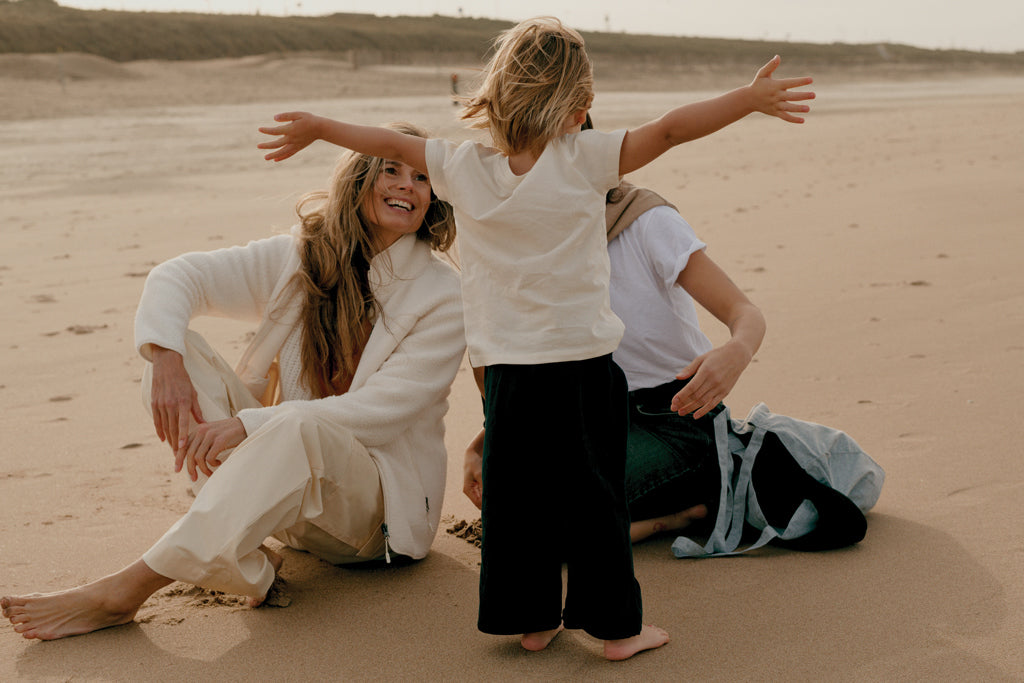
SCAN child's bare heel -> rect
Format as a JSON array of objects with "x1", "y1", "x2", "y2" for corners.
[
  {"x1": 521, "y1": 623, "x2": 564, "y2": 651},
  {"x1": 603, "y1": 624, "x2": 669, "y2": 661}
]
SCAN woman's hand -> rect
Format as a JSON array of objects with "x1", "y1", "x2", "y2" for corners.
[
  {"x1": 463, "y1": 428, "x2": 485, "y2": 509},
  {"x1": 670, "y1": 340, "x2": 752, "y2": 419},
  {"x1": 747, "y1": 55, "x2": 815, "y2": 124},
  {"x1": 257, "y1": 112, "x2": 323, "y2": 162},
  {"x1": 150, "y1": 346, "x2": 205, "y2": 460},
  {"x1": 179, "y1": 417, "x2": 248, "y2": 482}
]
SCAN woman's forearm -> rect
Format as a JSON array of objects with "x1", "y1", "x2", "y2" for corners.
[{"x1": 723, "y1": 301, "x2": 766, "y2": 363}]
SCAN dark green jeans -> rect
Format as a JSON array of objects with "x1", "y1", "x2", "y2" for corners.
[{"x1": 626, "y1": 379, "x2": 724, "y2": 524}]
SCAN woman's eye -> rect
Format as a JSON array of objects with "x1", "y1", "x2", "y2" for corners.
[
  {"x1": 383, "y1": 166, "x2": 397, "y2": 175},
  {"x1": 416, "y1": 174, "x2": 429, "y2": 183}
]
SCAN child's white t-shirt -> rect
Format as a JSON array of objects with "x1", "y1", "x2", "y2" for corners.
[
  {"x1": 607, "y1": 205, "x2": 714, "y2": 391},
  {"x1": 426, "y1": 130, "x2": 627, "y2": 367}
]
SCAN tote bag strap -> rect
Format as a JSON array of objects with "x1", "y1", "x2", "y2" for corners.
[
  {"x1": 672, "y1": 414, "x2": 817, "y2": 558},
  {"x1": 672, "y1": 411, "x2": 767, "y2": 557}
]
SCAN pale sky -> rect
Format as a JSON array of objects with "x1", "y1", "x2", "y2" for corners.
[{"x1": 58, "y1": 0, "x2": 1024, "y2": 53}]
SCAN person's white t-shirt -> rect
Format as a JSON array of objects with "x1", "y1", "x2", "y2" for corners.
[
  {"x1": 426, "y1": 130, "x2": 627, "y2": 367},
  {"x1": 608, "y1": 205, "x2": 714, "y2": 391}
]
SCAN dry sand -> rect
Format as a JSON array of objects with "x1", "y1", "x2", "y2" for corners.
[{"x1": 2, "y1": 55, "x2": 1023, "y2": 680}]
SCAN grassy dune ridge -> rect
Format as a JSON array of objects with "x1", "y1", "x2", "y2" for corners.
[
  {"x1": 3, "y1": 0, "x2": 1022, "y2": 70},
  {"x1": 5, "y1": 0, "x2": 1023, "y2": 120}
]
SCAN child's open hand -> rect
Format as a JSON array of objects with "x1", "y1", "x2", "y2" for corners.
[
  {"x1": 748, "y1": 55, "x2": 815, "y2": 123},
  {"x1": 258, "y1": 111, "x2": 322, "y2": 161}
]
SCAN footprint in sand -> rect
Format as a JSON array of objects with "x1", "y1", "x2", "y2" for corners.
[
  {"x1": 155, "y1": 578, "x2": 291, "y2": 610},
  {"x1": 41, "y1": 514, "x2": 75, "y2": 526},
  {"x1": 66, "y1": 324, "x2": 108, "y2": 334}
]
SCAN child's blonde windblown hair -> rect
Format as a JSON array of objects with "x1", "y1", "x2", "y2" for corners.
[{"x1": 461, "y1": 17, "x2": 594, "y2": 158}]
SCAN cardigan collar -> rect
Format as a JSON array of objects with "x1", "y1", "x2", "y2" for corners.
[
  {"x1": 235, "y1": 231, "x2": 433, "y2": 403},
  {"x1": 369, "y1": 233, "x2": 431, "y2": 307}
]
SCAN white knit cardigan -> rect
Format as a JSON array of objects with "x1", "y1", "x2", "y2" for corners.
[{"x1": 135, "y1": 230, "x2": 466, "y2": 559}]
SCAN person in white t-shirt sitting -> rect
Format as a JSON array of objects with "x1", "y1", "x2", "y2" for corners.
[
  {"x1": 602, "y1": 181, "x2": 763, "y2": 543},
  {"x1": 465, "y1": 179, "x2": 870, "y2": 552}
]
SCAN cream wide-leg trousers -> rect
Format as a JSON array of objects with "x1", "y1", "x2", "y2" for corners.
[{"x1": 140, "y1": 331, "x2": 385, "y2": 598}]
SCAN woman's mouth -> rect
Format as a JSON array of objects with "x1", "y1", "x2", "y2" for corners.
[{"x1": 385, "y1": 198, "x2": 413, "y2": 212}]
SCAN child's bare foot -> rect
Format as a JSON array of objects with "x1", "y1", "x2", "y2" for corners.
[
  {"x1": 246, "y1": 544, "x2": 285, "y2": 608},
  {"x1": 521, "y1": 623, "x2": 564, "y2": 651},
  {"x1": 603, "y1": 624, "x2": 670, "y2": 661},
  {"x1": 1, "y1": 560, "x2": 171, "y2": 641}
]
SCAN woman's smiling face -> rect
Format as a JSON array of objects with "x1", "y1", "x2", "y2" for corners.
[{"x1": 360, "y1": 160, "x2": 432, "y2": 250}]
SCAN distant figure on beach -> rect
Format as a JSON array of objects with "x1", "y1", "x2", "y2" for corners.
[
  {"x1": 450, "y1": 72, "x2": 461, "y2": 105},
  {"x1": 464, "y1": 178, "x2": 882, "y2": 556},
  {"x1": 1, "y1": 123, "x2": 465, "y2": 641},
  {"x1": 257, "y1": 16, "x2": 813, "y2": 660}
]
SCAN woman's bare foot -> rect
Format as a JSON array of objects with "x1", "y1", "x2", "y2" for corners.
[
  {"x1": 630, "y1": 504, "x2": 708, "y2": 543},
  {"x1": 1, "y1": 559, "x2": 172, "y2": 641},
  {"x1": 521, "y1": 623, "x2": 564, "y2": 651},
  {"x1": 246, "y1": 544, "x2": 285, "y2": 608},
  {"x1": 603, "y1": 624, "x2": 670, "y2": 661}
]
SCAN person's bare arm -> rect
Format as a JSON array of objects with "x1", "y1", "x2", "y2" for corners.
[
  {"x1": 619, "y1": 56, "x2": 814, "y2": 175},
  {"x1": 258, "y1": 112, "x2": 428, "y2": 173},
  {"x1": 669, "y1": 250, "x2": 766, "y2": 418}
]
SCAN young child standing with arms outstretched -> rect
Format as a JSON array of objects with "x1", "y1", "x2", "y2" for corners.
[{"x1": 258, "y1": 17, "x2": 813, "y2": 660}]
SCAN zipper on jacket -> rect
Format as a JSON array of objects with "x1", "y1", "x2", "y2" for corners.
[{"x1": 381, "y1": 522, "x2": 391, "y2": 564}]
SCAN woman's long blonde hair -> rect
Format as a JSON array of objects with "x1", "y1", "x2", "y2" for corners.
[
  {"x1": 290, "y1": 122, "x2": 455, "y2": 398},
  {"x1": 461, "y1": 16, "x2": 594, "y2": 157}
]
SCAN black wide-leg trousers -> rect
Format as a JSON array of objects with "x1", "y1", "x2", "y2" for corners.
[{"x1": 478, "y1": 354, "x2": 643, "y2": 640}]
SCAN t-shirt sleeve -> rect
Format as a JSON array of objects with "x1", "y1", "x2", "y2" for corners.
[
  {"x1": 424, "y1": 138, "x2": 457, "y2": 203},
  {"x1": 634, "y1": 205, "x2": 707, "y2": 289},
  {"x1": 571, "y1": 128, "x2": 628, "y2": 194}
]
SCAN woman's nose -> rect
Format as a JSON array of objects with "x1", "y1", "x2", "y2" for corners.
[{"x1": 391, "y1": 170, "x2": 414, "y2": 189}]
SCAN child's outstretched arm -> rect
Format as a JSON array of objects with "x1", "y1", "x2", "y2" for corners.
[
  {"x1": 619, "y1": 55, "x2": 814, "y2": 175},
  {"x1": 258, "y1": 112, "x2": 428, "y2": 173}
]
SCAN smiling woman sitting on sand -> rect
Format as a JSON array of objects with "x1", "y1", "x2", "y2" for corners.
[{"x1": 1, "y1": 122, "x2": 465, "y2": 641}]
